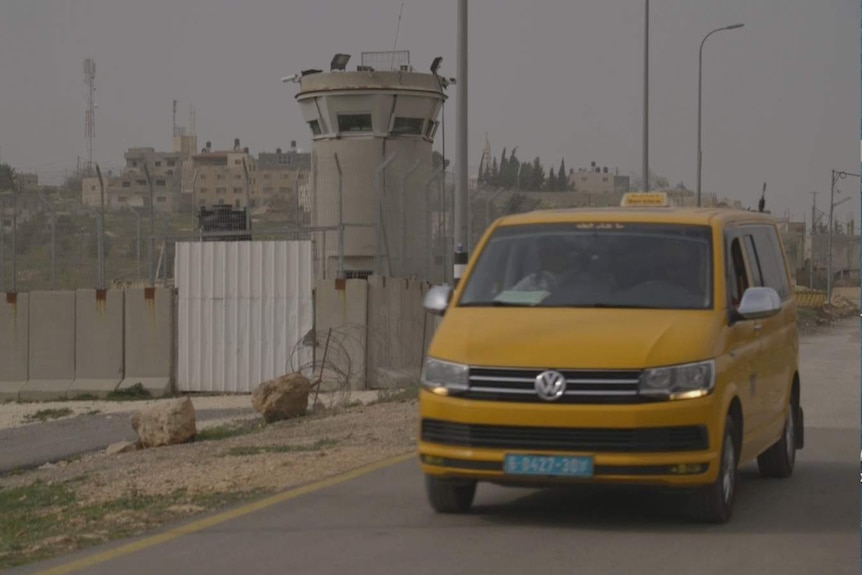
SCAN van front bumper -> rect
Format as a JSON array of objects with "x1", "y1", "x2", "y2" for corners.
[{"x1": 417, "y1": 390, "x2": 723, "y2": 488}]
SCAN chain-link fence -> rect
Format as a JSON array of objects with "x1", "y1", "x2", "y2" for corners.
[{"x1": 2, "y1": 163, "x2": 852, "y2": 292}]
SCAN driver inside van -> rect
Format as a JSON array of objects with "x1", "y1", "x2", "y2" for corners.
[{"x1": 511, "y1": 236, "x2": 571, "y2": 292}]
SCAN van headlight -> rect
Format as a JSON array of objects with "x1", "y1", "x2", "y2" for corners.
[
  {"x1": 639, "y1": 360, "x2": 715, "y2": 400},
  {"x1": 421, "y1": 358, "x2": 469, "y2": 396}
]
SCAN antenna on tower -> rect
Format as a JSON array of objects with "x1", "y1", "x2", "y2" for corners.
[
  {"x1": 84, "y1": 58, "x2": 96, "y2": 176},
  {"x1": 189, "y1": 104, "x2": 196, "y2": 136},
  {"x1": 173, "y1": 99, "x2": 178, "y2": 137}
]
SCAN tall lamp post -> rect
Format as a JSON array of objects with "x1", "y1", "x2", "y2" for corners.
[
  {"x1": 696, "y1": 23, "x2": 744, "y2": 207},
  {"x1": 826, "y1": 169, "x2": 860, "y2": 302}
]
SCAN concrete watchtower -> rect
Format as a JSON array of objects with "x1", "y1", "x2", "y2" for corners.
[{"x1": 292, "y1": 51, "x2": 448, "y2": 280}]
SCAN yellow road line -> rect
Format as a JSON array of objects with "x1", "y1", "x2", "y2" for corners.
[{"x1": 32, "y1": 452, "x2": 416, "y2": 575}]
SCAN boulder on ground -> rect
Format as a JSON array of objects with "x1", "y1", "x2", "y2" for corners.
[
  {"x1": 252, "y1": 373, "x2": 312, "y2": 423},
  {"x1": 131, "y1": 397, "x2": 197, "y2": 448}
]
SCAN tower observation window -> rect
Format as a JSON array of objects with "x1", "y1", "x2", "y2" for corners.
[
  {"x1": 392, "y1": 117, "x2": 425, "y2": 135},
  {"x1": 338, "y1": 114, "x2": 373, "y2": 133}
]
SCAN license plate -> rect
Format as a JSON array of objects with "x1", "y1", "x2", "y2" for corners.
[{"x1": 503, "y1": 454, "x2": 594, "y2": 477}]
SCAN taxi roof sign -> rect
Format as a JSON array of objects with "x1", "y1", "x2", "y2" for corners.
[{"x1": 620, "y1": 192, "x2": 670, "y2": 207}]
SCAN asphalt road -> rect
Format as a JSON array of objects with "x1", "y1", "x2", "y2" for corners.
[
  {"x1": 10, "y1": 319, "x2": 860, "y2": 575},
  {"x1": 0, "y1": 408, "x2": 255, "y2": 474}
]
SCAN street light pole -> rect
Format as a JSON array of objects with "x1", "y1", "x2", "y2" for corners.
[
  {"x1": 454, "y1": 0, "x2": 468, "y2": 286},
  {"x1": 642, "y1": 0, "x2": 649, "y2": 193},
  {"x1": 696, "y1": 23, "x2": 744, "y2": 207},
  {"x1": 826, "y1": 169, "x2": 860, "y2": 302}
]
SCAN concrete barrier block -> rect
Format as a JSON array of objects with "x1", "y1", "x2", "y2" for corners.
[
  {"x1": 120, "y1": 287, "x2": 174, "y2": 397},
  {"x1": 0, "y1": 293, "x2": 29, "y2": 400},
  {"x1": 314, "y1": 278, "x2": 368, "y2": 390},
  {"x1": 366, "y1": 277, "x2": 428, "y2": 389},
  {"x1": 70, "y1": 289, "x2": 124, "y2": 398},
  {"x1": 20, "y1": 291, "x2": 76, "y2": 401}
]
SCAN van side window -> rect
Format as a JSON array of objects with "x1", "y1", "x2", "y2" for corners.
[
  {"x1": 742, "y1": 235, "x2": 764, "y2": 287},
  {"x1": 751, "y1": 226, "x2": 790, "y2": 300},
  {"x1": 728, "y1": 238, "x2": 749, "y2": 308}
]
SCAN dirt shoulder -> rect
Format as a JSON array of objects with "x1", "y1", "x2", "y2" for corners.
[{"x1": 0, "y1": 395, "x2": 419, "y2": 570}]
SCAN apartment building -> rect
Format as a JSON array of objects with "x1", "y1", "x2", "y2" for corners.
[
  {"x1": 569, "y1": 162, "x2": 630, "y2": 195},
  {"x1": 81, "y1": 147, "x2": 183, "y2": 211}
]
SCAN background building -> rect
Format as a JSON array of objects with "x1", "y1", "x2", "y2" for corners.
[
  {"x1": 569, "y1": 162, "x2": 630, "y2": 195},
  {"x1": 189, "y1": 139, "x2": 256, "y2": 210},
  {"x1": 81, "y1": 147, "x2": 183, "y2": 211}
]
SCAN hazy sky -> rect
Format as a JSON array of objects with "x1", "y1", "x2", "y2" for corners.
[{"x1": 0, "y1": 0, "x2": 858, "y2": 223}]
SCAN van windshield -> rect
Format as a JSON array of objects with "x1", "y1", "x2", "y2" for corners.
[{"x1": 458, "y1": 222, "x2": 713, "y2": 310}]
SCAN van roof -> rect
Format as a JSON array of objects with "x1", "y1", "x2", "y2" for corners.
[{"x1": 494, "y1": 207, "x2": 777, "y2": 228}]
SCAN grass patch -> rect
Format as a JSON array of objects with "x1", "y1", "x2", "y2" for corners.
[
  {"x1": 375, "y1": 384, "x2": 419, "y2": 404},
  {"x1": 195, "y1": 419, "x2": 266, "y2": 442},
  {"x1": 23, "y1": 408, "x2": 74, "y2": 423},
  {"x1": 0, "y1": 480, "x2": 267, "y2": 570},
  {"x1": 222, "y1": 438, "x2": 339, "y2": 457},
  {"x1": 106, "y1": 383, "x2": 152, "y2": 401}
]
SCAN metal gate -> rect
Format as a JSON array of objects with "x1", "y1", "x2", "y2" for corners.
[{"x1": 175, "y1": 241, "x2": 313, "y2": 393}]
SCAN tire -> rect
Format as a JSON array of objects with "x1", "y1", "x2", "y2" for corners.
[
  {"x1": 688, "y1": 414, "x2": 738, "y2": 524},
  {"x1": 424, "y1": 474, "x2": 477, "y2": 514},
  {"x1": 757, "y1": 398, "x2": 797, "y2": 478}
]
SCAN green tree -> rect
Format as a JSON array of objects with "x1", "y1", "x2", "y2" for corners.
[
  {"x1": 0, "y1": 164, "x2": 15, "y2": 192},
  {"x1": 518, "y1": 160, "x2": 532, "y2": 190},
  {"x1": 558, "y1": 159, "x2": 568, "y2": 191},
  {"x1": 504, "y1": 148, "x2": 520, "y2": 188},
  {"x1": 530, "y1": 157, "x2": 545, "y2": 190},
  {"x1": 547, "y1": 166, "x2": 559, "y2": 191},
  {"x1": 490, "y1": 157, "x2": 499, "y2": 186}
]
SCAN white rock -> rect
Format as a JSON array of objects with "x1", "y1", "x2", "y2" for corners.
[
  {"x1": 251, "y1": 373, "x2": 312, "y2": 423},
  {"x1": 131, "y1": 397, "x2": 197, "y2": 448}
]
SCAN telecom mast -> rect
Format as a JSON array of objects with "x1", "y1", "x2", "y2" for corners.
[{"x1": 84, "y1": 58, "x2": 96, "y2": 175}]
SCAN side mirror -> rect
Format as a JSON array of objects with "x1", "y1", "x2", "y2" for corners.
[
  {"x1": 737, "y1": 287, "x2": 782, "y2": 320},
  {"x1": 423, "y1": 285, "x2": 452, "y2": 316}
]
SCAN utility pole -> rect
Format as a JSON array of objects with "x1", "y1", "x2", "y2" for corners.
[
  {"x1": 453, "y1": 0, "x2": 468, "y2": 285},
  {"x1": 10, "y1": 179, "x2": 17, "y2": 293},
  {"x1": 95, "y1": 164, "x2": 106, "y2": 290},
  {"x1": 642, "y1": 0, "x2": 649, "y2": 193},
  {"x1": 143, "y1": 163, "x2": 155, "y2": 286},
  {"x1": 241, "y1": 157, "x2": 253, "y2": 234},
  {"x1": 809, "y1": 191, "x2": 817, "y2": 288}
]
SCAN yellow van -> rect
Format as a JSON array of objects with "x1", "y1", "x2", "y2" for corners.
[{"x1": 418, "y1": 194, "x2": 802, "y2": 523}]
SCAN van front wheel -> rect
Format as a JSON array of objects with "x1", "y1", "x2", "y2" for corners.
[
  {"x1": 424, "y1": 475, "x2": 476, "y2": 514},
  {"x1": 688, "y1": 414, "x2": 738, "y2": 524},
  {"x1": 757, "y1": 400, "x2": 796, "y2": 478}
]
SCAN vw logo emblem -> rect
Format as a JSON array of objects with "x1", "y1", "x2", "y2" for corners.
[{"x1": 535, "y1": 370, "x2": 566, "y2": 401}]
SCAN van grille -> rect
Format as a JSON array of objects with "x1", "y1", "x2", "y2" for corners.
[
  {"x1": 421, "y1": 419, "x2": 709, "y2": 453},
  {"x1": 463, "y1": 367, "x2": 644, "y2": 404}
]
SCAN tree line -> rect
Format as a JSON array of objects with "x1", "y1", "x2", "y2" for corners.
[{"x1": 478, "y1": 147, "x2": 571, "y2": 192}]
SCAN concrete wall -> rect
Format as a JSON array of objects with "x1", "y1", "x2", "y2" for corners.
[
  {"x1": 314, "y1": 278, "x2": 369, "y2": 390},
  {"x1": 365, "y1": 276, "x2": 434, "y2": 389},
  {"x1": 21, "y1": 291, "x2": 76, "y2": 400},
  {"x1": 312, "y1": 275, "x2": 436, "y2": 390},
  {"x1": 0, "y1": 294, "x2": 29, "y2": 399},
  {"x1": 122, "y1": 287, "x2": 175, "y2": 397},
  {"x1": 70, "y1": 289, "x2": 125, "y2": 398}
]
